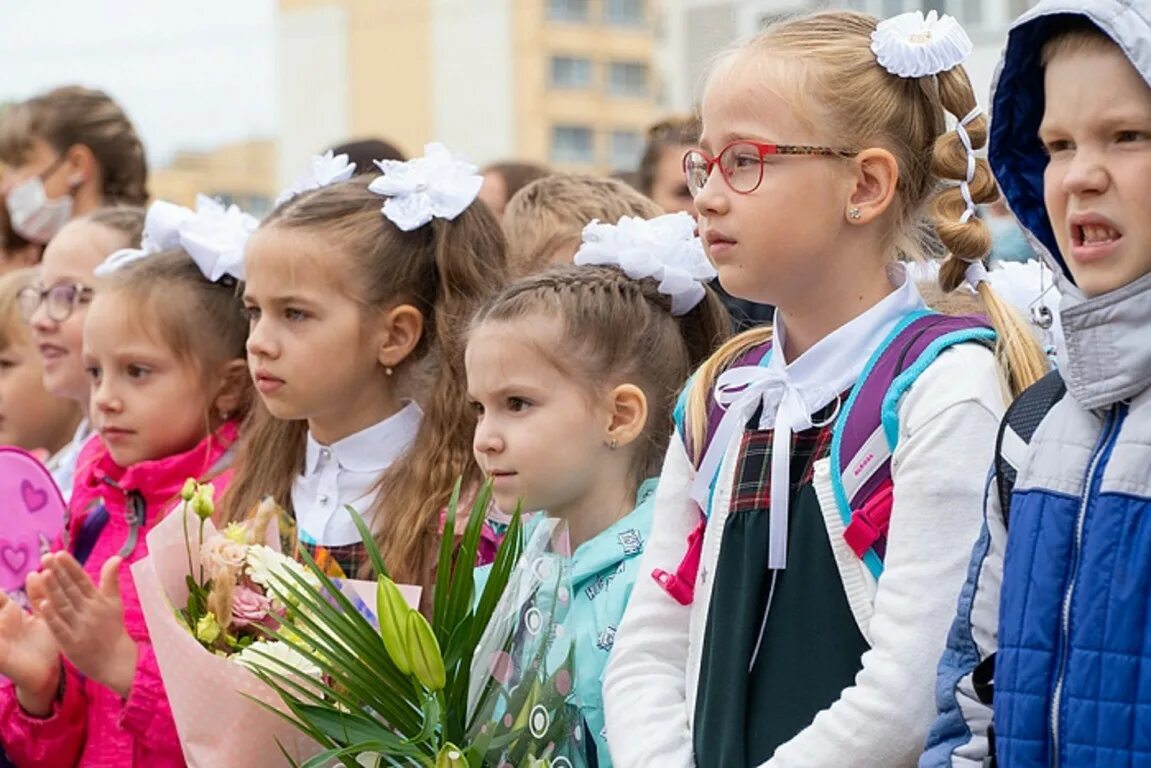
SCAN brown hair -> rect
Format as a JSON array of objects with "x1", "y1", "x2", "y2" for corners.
[
  {"x1": 85, "y1": 205, "x2": 147, "y2": 249},
  {"x1": 0, "y1": 267, "x2": 37, "y2": 350},
  {"x1": 482, "y1": 161, "x2": 551, "y2": 201},
  {"x1": 473, "y1": 264, "x2": 730, "y2": 481},
  {"x1": 327, "y1": 138, "x2": 407, "y2": 174},
  {"x1": 503, "y1": 174, "x2": 663, "y2": 278},
  {"x1": 637, "y1": 115, "x2": 701, "y2": 196},
  {"x1": 220, "y1": 176, "x2": 508, "y2": 586},
  {"x1": 684, "y1": 11, "x2": 1048, "y2": 450},
  {"x1": 0, "y1": 86, "x2": 149, "y2": 206},
  {"x1": 96, "y1": 251, "x2": 250, "y2": 379},
  {"x1": 1040, "y1": 17, "x2": 1117, "y2": 66}
]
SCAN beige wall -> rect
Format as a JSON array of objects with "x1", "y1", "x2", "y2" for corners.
[
  {"x1": 345, "y1": 0, "x2": 433, "y2": 158},
  {"x1": 151, "y1": 139, "x2": 278, "y2": 216}
]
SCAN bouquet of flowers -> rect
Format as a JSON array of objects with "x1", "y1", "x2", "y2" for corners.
[
  {"x1": 132, "y1": 482, "x2": 329, "y2": 766},
  {"x1": 250, "y1": 481, "x2": 589, "y2": 767}
]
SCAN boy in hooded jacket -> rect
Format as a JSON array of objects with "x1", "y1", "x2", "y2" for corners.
[{"x1": 922, "y1": 2, "x2": 1151, "y2": 766}]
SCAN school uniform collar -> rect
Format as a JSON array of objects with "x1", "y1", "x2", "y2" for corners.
[
  {"x1": 692, "y1": 263, "x2": 926, "y2": 570},
  {"x1": 303, "y1": 401, "x2": 423, "y2": 475}
]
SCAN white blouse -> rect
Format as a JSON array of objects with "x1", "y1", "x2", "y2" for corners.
[{"x1": 291, "y1": 402, "x2": 422, "y2": 548}]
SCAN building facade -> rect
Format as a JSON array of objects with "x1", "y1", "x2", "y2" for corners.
[
  {"x1": 276, "y1": 0, "x2": 667, "y2": 184},
  {"x1": 658, "y1": 0, "x2": 1038, "y2": 115}
]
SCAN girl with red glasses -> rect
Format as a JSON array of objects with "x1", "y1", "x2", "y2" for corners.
[{"x1": 603, "y1": 9, "x2": 1048, "y2": 768}]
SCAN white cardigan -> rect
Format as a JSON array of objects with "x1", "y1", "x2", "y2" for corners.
[{"x1": 602, "y1": 343, "x2": 1008, "y2": 768}]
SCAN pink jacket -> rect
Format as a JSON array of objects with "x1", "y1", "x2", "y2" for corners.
[{"x1": 0, "y1": 423, "x2": 238, "y2": 768}]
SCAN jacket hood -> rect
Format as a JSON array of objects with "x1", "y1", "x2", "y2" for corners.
[{"x1": 989, "y1": 0, "x2": 1151, "y2": 408}]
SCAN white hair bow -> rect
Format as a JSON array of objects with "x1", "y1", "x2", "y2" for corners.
[
  {"x1": 573, "y1": 211, "x2": 718, "y2": 316},
  {"x1": 94, "y1": 195, "x2": 258, "y2": 282},
  {"x1": 368, "y1": 142, "x2": 483, "y2": 232},
  {"x1": 870, "y1": 10, "x2": 973, "y2": 79},
  {"x1": 274, "y1": 150, "x2": 357, "y2": 207}
]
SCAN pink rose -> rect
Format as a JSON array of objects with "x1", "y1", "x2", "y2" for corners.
[
  {"x1": 231, "y1": 584, "x2": 272, "y2": 628},
  {"x1": 200, "y1": 535, "x2": 247, "y2": 580}
]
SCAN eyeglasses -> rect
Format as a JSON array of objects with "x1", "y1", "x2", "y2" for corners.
[
  {"x1": 17, "y1": 282, "x2": 95, "y2": 324},
  {"x1": 683, "y1": 140, "x2": 857, "y2": 197}
]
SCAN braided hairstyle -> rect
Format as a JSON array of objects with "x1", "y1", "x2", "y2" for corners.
[
  {"x1": 0, "y1": 86, "x2": 149, "y2": 206},
  {"x1": 471, "y1": 264, "x2": 730, "y2": 482},
  {"x1": 692, "y1": 10, "x2": 1047, "y2": 403}
]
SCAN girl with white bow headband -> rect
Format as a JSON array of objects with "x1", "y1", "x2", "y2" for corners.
[
  {"x1": 219, "y1": 144, "x2": 508, "y2": 601},
  {"x1": 0, "y1": 196, "x2": 255, "y2": 768},
  {"x1": 603, "y1": 10, "x2": 1048, "y2": 768},
  {"x1": 468, "y1": 211, "x2": 729, "y2": 766}
]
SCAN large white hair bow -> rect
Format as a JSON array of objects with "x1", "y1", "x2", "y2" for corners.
[
  {"x1": 870, "y1": 10, "x2": 973, "y2": 79},
  {"x1": 573, "y1": 211, "x2": 718, "y2": 316},
  {"x1": 368, "y1": 142, "x2": 483, "y2": 232},
  {"x1": 95, "y1": 195, "x2": 258, "y2": 282},
  {"x1": 274, "y1": 150, "x2": 357, "y2": 207}
]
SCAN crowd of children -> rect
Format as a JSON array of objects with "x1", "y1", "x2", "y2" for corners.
[{"x1": 0, "y1": 1, "x2": 1147, "y2": 766}]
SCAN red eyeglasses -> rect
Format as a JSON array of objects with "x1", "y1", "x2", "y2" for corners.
[{"x1": 683, "y1": 140, "x2": 857, "y2": 197}]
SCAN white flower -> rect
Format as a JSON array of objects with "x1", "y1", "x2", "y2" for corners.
[
  {"x1": 368, "y1": 142, "x2": 483, "y2": 231},
  {"x1": 274, "y1": 150, "x2": 357, "y2": 207},
  {"x1": 94, "y1": 196, "x2": 256, "y2": 283},
  {"x1": 235, "y1": 640, "x2": 322, "y2": 681},
  {"x1": 574, "y1": 211, "x2": 718, "y2": 315},
  {"x1": 870, "y1": 10, "x2": 973, "y2": 79},
  {"x1": 245, "y1": 545, "x2": 320, "y2": 592}
]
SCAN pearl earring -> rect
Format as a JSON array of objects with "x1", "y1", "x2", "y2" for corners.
[{"x1": 385, "y1": 366, "x2": 394, "y2": 376}]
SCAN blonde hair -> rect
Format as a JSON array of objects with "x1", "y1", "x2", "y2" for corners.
[
  {"x1": 0, "y1": 267, "x2": 36, "y2": 350},
  {"x1": 220, "y1": 177, "x2": 508, "y2": 586},
  {"x1": 473, "y1": 265, "x2": 731, "y2": 482},
  {"x1": 0, "y1": 86, "x2": 149, "y2": 206},
  {"x1": 1041, "y1": 17, "x2": 1117, "y2": 66},
  {"x1": 503, "y1": 174, "x2": 663, "y2": 278},
  {"x1": 684, "y1": 11, "x2": 1048, "y2": 453}
]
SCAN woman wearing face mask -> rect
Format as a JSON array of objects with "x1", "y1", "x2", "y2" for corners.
[{"x1": 0, "y1": 86, "x2": 149, "y2": 245}]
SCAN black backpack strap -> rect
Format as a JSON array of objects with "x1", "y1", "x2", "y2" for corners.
[{"x1": 994, "y1": 369, "x2": 1065, "y2": 526}]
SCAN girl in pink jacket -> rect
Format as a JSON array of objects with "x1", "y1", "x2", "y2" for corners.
[{"x1": 0, "y1": 199, "x2": 254, "y2": 768}]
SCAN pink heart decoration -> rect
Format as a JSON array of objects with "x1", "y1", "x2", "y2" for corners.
[
  {"x1": 0, "y1": 447, "x2": 66, "y2": 592},
  {"x1": 20, "y1": 479, "x2": 48, "y2": 512}
]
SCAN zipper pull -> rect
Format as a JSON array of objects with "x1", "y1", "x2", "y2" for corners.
[{"x1": 118, "y1": 491, "x2": 147, "y2": 557}]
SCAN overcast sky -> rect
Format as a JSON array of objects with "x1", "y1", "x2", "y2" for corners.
[{"x1": 0, "y1": 0, "x2": 277, "y2": 166}]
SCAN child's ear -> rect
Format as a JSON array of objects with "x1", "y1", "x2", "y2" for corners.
[
  {"x1": 604, "y1": 384, "x2": 648, "y2": 448},
  {"x1": 211, "y1": 359, "x2": 251, "y2": 418},
  {"x1": 846, "y1": 147, "x2": 900, "y2": 225},
  {"x1": 376, "y1": 304, "x2": 424, "y2": 369}
]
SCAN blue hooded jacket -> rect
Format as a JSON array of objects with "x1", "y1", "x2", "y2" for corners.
[{"x1": 921, "y1": 2, "x2": 1151, "y2": 766}]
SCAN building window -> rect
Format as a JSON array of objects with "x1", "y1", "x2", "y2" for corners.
[
  {"x1": 610, "y1": 130, "x2": 644, "y2": 171},
  {"x1": 552, "y1": 125, "x2": 595, "y2": 164},
  {"x1": 607, "y1": 61, "x2": 649, "y2": 98},
  {"x1": 550, "y1": 56, "x2": 593, "y2": 88},
  {"x1": 548, "y1": 0, "x2": 589, "y2": 23},
  {"x1": 605, "y1": 0, "x2": 644, "y2": 26}
]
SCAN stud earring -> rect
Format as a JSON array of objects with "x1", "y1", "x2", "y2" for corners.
[
  {"x1": 219, "y1": 410, "x2": 232, "y2": 421},
  {"x1": 385, "y1": 366, "x2": 394, "y2": 376},
  {"x1": 848, "y1": 207, "x2": 862, "y2": 221}
]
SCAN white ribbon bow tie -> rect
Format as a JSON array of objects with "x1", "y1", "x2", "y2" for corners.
[{"x1": 691, "y1": 364, "x2": 840, "y2": 571}]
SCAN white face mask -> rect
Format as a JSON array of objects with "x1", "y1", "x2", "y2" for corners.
[{"x1": 5, "y1": 162, "x2": 75, "y2": 244}]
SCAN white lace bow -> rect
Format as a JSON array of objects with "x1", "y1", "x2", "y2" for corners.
[
  {"x1": 95, "y1": 195, "x2": 258, "y2": 282},
  {"x1": 573, "y1": 212, "x2": 717, "y2": 316},
  {"x1": 275, "y1": 150, "x2": 357, "y2": 207},
  {"x1": 368, "y1": 143, "x2": 483, "y2": 232},
  {"x1": 870, "y1": 10, "x2": 973, "y2": 79}
]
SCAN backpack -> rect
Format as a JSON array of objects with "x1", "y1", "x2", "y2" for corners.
[
  {"x1": 972, "y1": 368, "x2": 1066, "y2": 767},
  {"x1": 653, "y1": 311, "x2": 997, "y2": 605}
]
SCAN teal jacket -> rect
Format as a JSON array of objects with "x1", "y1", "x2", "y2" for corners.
[{"x1": 476, "y1": 480, "x2": 656, "y2": 767}]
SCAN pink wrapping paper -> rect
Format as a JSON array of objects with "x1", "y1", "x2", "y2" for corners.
[{"x1": 132, "y1": 505, "x2": 323, "y2": 768}]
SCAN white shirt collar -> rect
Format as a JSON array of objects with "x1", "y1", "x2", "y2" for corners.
[{"x1": 303, "y1": 401, "x2": 423, "y2": 475}]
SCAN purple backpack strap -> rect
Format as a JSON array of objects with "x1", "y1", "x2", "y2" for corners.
[{"x1": 832, "y1": 313, "x2": 996, "y2": 579}]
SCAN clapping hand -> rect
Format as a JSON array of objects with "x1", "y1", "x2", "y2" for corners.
[
  {"x1": 0, "y1": 578, "x2": 61, "y2": 717},
  {"x1": 36, "y1": 554, "x2": 138, "y2": 699}
]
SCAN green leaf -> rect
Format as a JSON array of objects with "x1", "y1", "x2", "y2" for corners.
[
  {"x1": 346, "y1": 503, "x2": 389, "y2": 580},
  {"x1": 433, "y1": 477, "x2": 464, "y2": 633}
]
